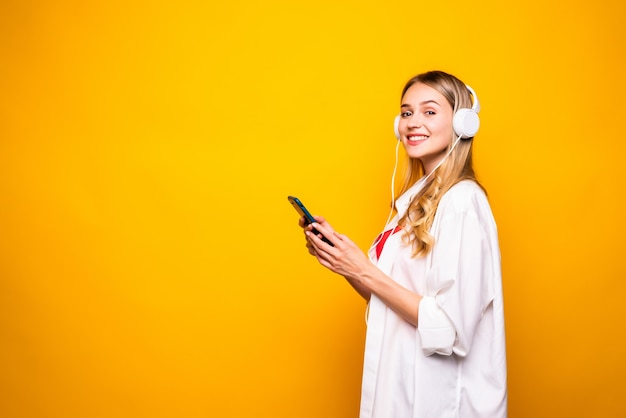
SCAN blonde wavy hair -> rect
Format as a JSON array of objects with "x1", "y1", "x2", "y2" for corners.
[{"x1": 397, "y1": 71, "x2": 485, "y2": 258}]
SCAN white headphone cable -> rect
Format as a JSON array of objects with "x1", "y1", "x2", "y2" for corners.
[
  {"x1": 368, "y1": 139, "x2": 401, "y2": 254},
  {"x1": 386, "y1": 139, "x2": 402, "y2": 227}
]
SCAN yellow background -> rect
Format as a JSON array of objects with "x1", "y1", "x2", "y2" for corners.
[{"x1": 1, "y1": 0, "x2": 625, "y2": 417}]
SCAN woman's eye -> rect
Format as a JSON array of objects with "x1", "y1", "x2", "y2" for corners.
[
  {"x1": 425, "y1": 110, "x2": 436, "y2": 116},
  {"x1": 401, "y1": 111, "x2": 412, "y2": 117}
]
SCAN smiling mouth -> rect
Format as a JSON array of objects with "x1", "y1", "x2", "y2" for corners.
[{"x1": 407, "y1": 135, "x2": 428, "y2": 144}]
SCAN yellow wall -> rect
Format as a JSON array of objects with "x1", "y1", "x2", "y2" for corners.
[{"x1": 1, "y1": 1, "x2": 625, "y2": 416}]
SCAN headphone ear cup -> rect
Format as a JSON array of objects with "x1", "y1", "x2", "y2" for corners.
[
  {"x1": 452, "y1": 108, "x2": 480, "y2": 138},
  {"x1": 394, "y1": 115, "x2": 400, "y2": 140}
]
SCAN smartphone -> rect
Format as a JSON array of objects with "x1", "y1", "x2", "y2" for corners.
[{"x1": 287, "y1": 195, "x2": 334, "y2": 246}]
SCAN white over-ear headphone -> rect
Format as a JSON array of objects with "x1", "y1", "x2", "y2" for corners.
[{"x1": 394, "y1": 84, "x2": 480, "y2": 140}]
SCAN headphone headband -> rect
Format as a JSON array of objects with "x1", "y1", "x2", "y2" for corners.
[{"x1": 465, "y1": 85, "x2": 480, "y2": 113}]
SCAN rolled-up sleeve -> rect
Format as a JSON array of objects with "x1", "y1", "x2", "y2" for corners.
[{"x1": 418, "y1": 296, "x2": 455, "y2": 355}]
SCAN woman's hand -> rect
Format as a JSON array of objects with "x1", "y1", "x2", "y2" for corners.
[
  {"x1": 304, "y1": 219, "x2": 373, "y2": 282},
  {"x1": 297, "y1": 215, "x2": 326, "y2": 255}
]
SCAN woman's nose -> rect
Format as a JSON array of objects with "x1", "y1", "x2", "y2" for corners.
[{"x1": 408, "y1": 113, "x2": 423, "y2": 127}]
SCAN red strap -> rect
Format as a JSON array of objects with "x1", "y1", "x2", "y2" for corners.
[{"x1": 375, "y1": 226, "x2": 402, "y2": 259}]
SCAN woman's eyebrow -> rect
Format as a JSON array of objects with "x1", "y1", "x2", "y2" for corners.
[{"x1": 401, "y1": 100, "x2": 440, "y2": 108}]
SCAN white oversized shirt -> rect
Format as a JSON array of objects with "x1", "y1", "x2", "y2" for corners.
[{"x1": 360, "y1": 180, "x2": 507, "y2": 418}]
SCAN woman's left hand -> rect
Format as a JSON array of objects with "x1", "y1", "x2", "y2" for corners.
[{"x1": 305, "y1": 221, "x2": 373, "y2": 281}]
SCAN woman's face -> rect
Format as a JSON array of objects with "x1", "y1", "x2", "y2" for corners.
[{"x1": 397, "y1": 82, "x2": 454, "y2": 174}]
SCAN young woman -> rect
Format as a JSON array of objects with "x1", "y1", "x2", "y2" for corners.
[{"x1": 300, "y1": 70, "x2": 507, "y2": 417}]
